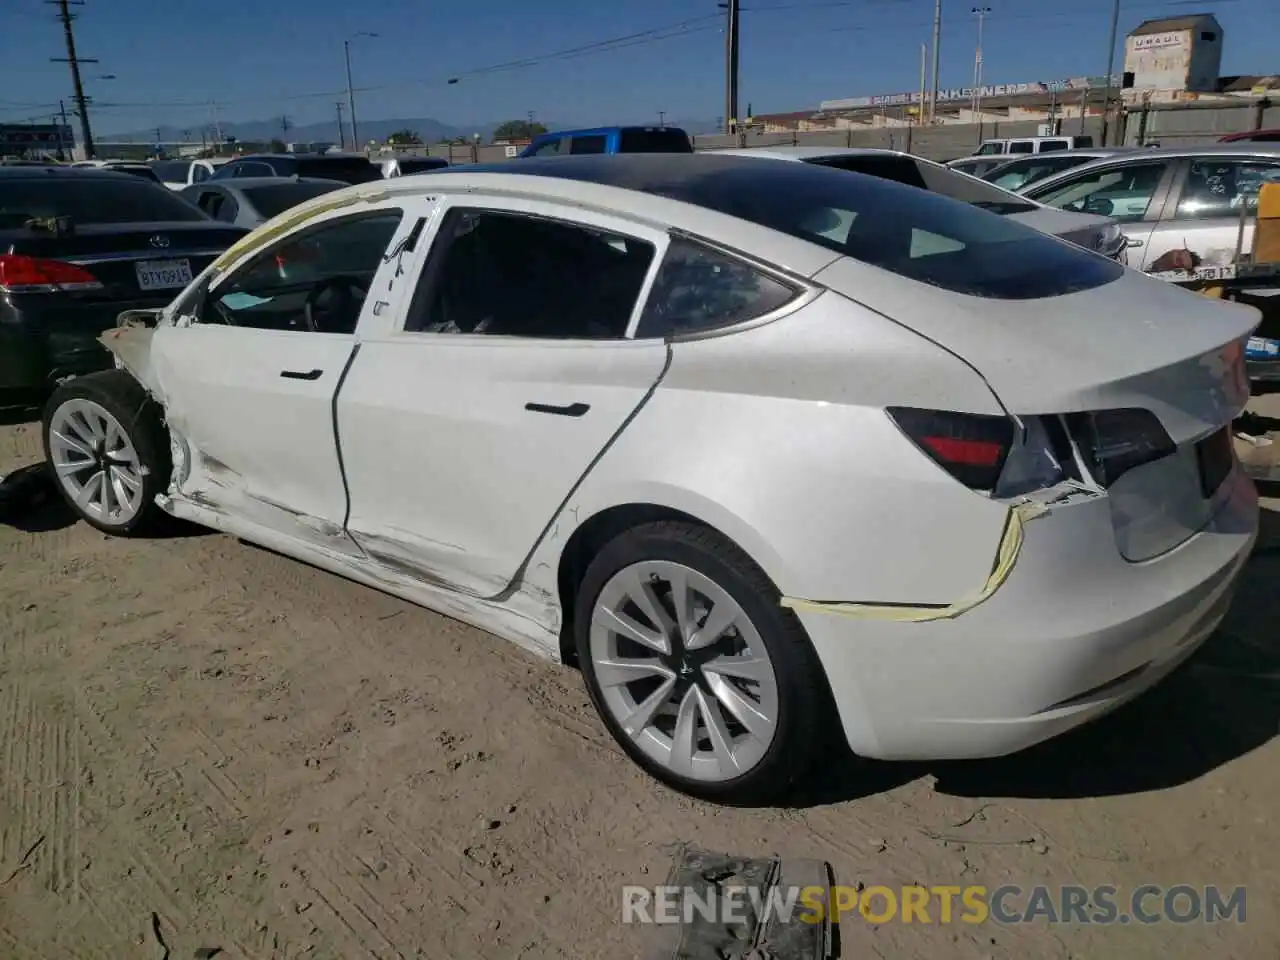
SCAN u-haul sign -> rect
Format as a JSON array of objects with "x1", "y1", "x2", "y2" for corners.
[{"x1": 1131, "y1": 31, "x2": 1187, "y2": 51}]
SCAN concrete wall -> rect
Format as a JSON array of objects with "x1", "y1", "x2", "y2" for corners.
[{"x1": 1122, "y1": 101, "x2": 1280, "y2": 146}]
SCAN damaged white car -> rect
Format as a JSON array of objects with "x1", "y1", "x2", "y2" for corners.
[{"x1": 42, "y1": 155, "x2": 1260, "y2": 803}]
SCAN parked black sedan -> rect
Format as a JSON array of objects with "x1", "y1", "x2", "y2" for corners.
[
  {"x1": 0, "y1": 166, "x2": 246, "y2": 401},
  {"x1": 178, "y1": 177, "x2": 346, "y2": 229}
]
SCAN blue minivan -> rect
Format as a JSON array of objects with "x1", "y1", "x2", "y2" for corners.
[{"x1": 518, "y1": 126, "x2": 693, "y2": 158}]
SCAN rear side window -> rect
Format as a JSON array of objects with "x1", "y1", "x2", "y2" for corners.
[
  {"x1": 242, "y1": 182, "x2": 343, "y2": 219},
  {"x1": 0, "y1": 176, "x2": 208, "y2": 227},
  {"x1": 570, "y1": 135, "x2": 608, "y2": 155},
  {"x1": 635, "y1": 239, "x2": 798, "y2": 339},
  {"x1": 296, "y1": 158, "x2": 380, "y2": 184},
  {"x1": 1008, "y1": 141, "x2": 1034, "y2": 154},
  {"x1": 529, "y1": 137, "x2": 566, "y2": 157},
  {"x1": 618, "y1": 128, "x2": 693, "y2": 153},
  {"x1": 1039, "y1": 140, "x2": 1070, "y2": 152},
  {"x1": 407, "y1": 208, "x2": 655, "y2": 339}
]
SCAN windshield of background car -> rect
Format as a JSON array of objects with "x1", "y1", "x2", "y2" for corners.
[
  {"x1": 807, "y1": 154, "x2": 1038, "y2": 215},
  {"x1": 295, "y1": 158, "x2": 381, "y2": 184},
  {"x1": 986, "y1": 154, "x2": 1096, "y2": 191},
  {"x1": 546, "y1": 155, "x2": 1121, "y2": 300},
  {"x1": 395, "y1": 158, "x2": 448, "y2": 173},
  {"x1": 151, "y1": 160, "x2": 192, "y2": 182},
  {"x1": 0, "y1": 175, "x2": 209, "y2": 226},
  {"x1": 618, "y1": 128, "x2": 694, "y2": 153},
  {"x1": 242, "y1": 182, "x2": 344, "y2": 218}
]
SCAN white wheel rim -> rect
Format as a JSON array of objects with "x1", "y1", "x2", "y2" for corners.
[
  {"x1": 48, "y1": 398, "x2": 145, "y2": 526},
  {"x1": 589, "y1": 560, "x2": 780, "y2": 783}
]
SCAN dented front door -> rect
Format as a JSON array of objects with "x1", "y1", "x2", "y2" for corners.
[{"x1": 148, "y1": 204, "x2": 414, "y2": 554}]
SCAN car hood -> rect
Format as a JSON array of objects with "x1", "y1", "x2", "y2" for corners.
[
  {"x1": 813, "y1": 257, "x2": 1258, "y2": 443},
  {"x1": 1005, "y1": 206, "x2": 1114, "y2": 251}
]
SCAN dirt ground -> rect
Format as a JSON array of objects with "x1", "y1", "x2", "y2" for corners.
[{"x1": 1, "y1": 396, "x2": 1277, "y2": 960}]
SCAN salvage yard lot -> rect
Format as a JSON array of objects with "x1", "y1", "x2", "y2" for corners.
[{"x1": 1, "y1": 401, "x2": 1277, "y2": 960}]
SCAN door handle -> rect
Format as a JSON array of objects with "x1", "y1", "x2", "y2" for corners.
[
  {"x1": 280, "y1": 368, "x2": 323, "y2": 381},
  {"x1": 1126, "y1": 237, "x2": 1145, "y2": 248},
  {"x1": 525, "y1": 401, "x2": 590, "y2": 417}
]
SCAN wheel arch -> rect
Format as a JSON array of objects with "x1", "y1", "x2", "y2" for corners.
[{"x1": 550, "y1": 486, "x2": 796, "y2": 666}]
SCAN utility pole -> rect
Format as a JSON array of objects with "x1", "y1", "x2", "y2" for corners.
[
  {"x1": 344, "y1": 39, "x2": 360, "y2": 150},
  {"x1": 971, "y1": 6, "x2": 991, "y2": 143},
  {"x1": 58, "y1": 99, "x2": 71, "y2": 159},
  {"x1": 1099, "y1": 0, "x2": 1121, "y2": 145},
  {"x1": 928, "y1": 0, "x2": 942, "y2": 123},
  {"x1": 918, "y1": 43, "x2": 927, "y2": 124},
  {"x1": 336, "y1": 101, "x2": 346, "y2": 149},
  {"x1": 209, "y1": 101, "x2": 223, "y2": 145},
  {"x1": 723, "y1": 0, "x2": 740, "y2": 134},
  {"x1": 658, "y1": 110, "x2": 666, "y2": 126},
  {"x1": 48, "y1": 0, "x2": 96, "y2": 159}
]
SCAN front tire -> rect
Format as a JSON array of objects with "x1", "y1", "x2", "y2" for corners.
[
  {"x1": 575, "y1": 521, "x2": 827, "y2": 804},
  {"x1": 42, "y1": 371, "x2": 172, "y2": 536}
]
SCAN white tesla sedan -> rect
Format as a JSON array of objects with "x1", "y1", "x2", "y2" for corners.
[{"x1": 43, "y1": 155, "x2": 1259, "y2": 804}]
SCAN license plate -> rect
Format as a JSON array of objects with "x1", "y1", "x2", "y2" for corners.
[
  {"x1": 135, "y1": 258, "x2": 193, "y2": 291},
  {"x1": 1195, "y1": 427, "x2": 1234, "y2": 498}
]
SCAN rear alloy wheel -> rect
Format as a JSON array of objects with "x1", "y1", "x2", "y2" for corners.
[
  {"x1": 42, "y1": 370, "x2": 172, "y2": 535},
  {"x1": 576, "y1": 522, "x2": 827, "y2": 804}
]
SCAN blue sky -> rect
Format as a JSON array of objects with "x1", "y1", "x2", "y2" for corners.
[{"x1": 3, "y1": 0, "x2": 1277, "y2": 135}]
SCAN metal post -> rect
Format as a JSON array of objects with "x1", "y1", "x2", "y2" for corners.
[
  {"x1": 336, "y1": 101, "x2": 346, "y2": 150},
  {"x1": 919, "y1": 43, "x2": 927, "y2": 124},
  {"x1": 1079, "y1": 81, "x2": 1089, "y2": 135},
  {"x1": 724, "y1": 0, "x2": 740, "y2": 134},
  {"x1": 1099, "y1": 0, "x2": 1121, "y2": 145},
  {"x1": 928, "y1": 0, "x2": 942, "y2": 123},
  {"x1": 972, "y1": 6, "x2": 990, "y2": 143},
  {"x1": 344, "y1": 39, "x2": 359, "y2": 150},
  {"x1": 58, "y1": 99, "x2": 71, "y2": 160}
]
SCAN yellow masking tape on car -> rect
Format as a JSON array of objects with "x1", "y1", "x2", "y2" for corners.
[
  {"x1": 208, "y1": 187, "x2": 388, "y2": 275},
  {"x1": 779, "y1": 500, "x2": 1048, "y2": 623}
]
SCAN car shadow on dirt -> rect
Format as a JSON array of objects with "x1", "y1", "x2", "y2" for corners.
[
  {"x1": 0, "y1": 403, "x2": 41, "y2": 427},
  {"x1": 790, "y1": 505, "x2": 1280, "y2": 808}
]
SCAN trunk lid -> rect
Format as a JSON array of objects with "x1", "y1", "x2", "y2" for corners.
[
  {"x1": 1006, "y1": 206, "x2": 1114, "y2": 252},
  {"x1": 7, "y1": 221, "x2": 246, "y2": 300}
]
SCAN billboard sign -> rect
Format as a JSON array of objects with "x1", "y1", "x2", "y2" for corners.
[{"x1": 819, "y1": 75, "x2": 1121, "y2": 111}]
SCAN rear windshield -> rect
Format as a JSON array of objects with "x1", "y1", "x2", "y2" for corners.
[
  {"x1": 151, "y1": 160, "x2": 191, "y2": 182},
  {"x1": 295, "y1": 157, "x2": 381, "y2": 184},
  {"x1": 808, "y1": 154, "x2": 1039, "y2": 215},
  {"x1": 242, "y1": 182, "x2": 344, "y2": 218},
  {"x1": 986, "y1": 154, "x2": 1096, "y2": 191},
  {"x1": 0, "y1": 175, "x2": 208, "y2": 227},
  {"x1": 618, "y1": 128, "x2": 693, "y2": 153},
  {"x1": 111, "y1": 165, "x2": 161, "y2": 182}
]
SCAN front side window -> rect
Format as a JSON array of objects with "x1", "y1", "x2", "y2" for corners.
[
  {"x1": 1027, "y1": 161, "x2": 1169, "y2": 221},
  {"x1": 406, "y1": 208, "x2": 654, "y2": 338},
  {"x1": 530, "y1": 137, "x2": 566, "y2": 157},
  {"x1": 206, "y1": 210, "x2": 403, "y2": 334},
  {"x1": 635, "y1": 239, "x2": 798, "y2": 339},
  {"x1": 1175, "y1": 159, "x2": 1280, "y2": 219}
]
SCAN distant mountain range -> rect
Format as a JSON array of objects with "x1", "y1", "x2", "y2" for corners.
[{"x1": 102, "y1": 116, "x2": 722, "y2": 145}]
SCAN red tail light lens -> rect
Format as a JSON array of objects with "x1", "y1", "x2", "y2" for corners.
[
  {"x1": 888, "y1": 407, "x2": 1015, "y2": 491},
  {"x1": 1066, "y1": 408, "x2": 1175, "y2": 487},
  {"x1": 0, "y1": 254, "x2": 103, "y2": 293}
]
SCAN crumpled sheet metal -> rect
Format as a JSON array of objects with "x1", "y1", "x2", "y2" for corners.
[
  {"x1": 780, "y1": 500, "x2": 1048, "y2": 623},
  {"x1": 207, "y1": 185, "x2": 388, "y2": 276}
]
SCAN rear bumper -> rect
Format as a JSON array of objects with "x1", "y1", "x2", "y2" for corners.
[
  {"x1": 797, "y1": 468, "x2": 1259, "y2": 761},
  {"x1": 0, "y1": 296, "x2": 171, "y2": 390}
]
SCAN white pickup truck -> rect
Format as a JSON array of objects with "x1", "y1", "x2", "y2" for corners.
[{"x1": 152, "y1": 158, "x2": 230, "y2": 191}]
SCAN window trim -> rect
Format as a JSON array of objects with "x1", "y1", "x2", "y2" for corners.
[
  {"x1": 396, "y1": 198, "x2": 670, "y2": 342},
  {"x1": 198, "y1": 205, "x2": 407, "y2": 333},
  {"x1": 641, "y1": 229, "x2": 818, "y2": 344}
]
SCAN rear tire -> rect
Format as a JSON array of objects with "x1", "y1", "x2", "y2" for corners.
[
  {"x1": 575, "y1": 520, "x2": 828, "y2": 805},
  {"x1": 42, "y1": 371, "x2": 172, "y2": 536}
]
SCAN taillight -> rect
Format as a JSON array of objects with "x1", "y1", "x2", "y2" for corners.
[
  {"x1": 0, "y1": 254, "x2": 103, "y2": 293},
  {"x1": 888, "y1": 407, "x2": 1015, "y2": 491},
  {"x1": 1066, "y1": 409, "x2": 1175, "y2": 487}
]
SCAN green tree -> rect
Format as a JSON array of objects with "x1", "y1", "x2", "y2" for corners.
[
  {"x1": 387, "y1": 128, "x2": 422, "y2": 146},
  {"x1": 491, "y1": 120, "x2": 547, "y2": 142}
]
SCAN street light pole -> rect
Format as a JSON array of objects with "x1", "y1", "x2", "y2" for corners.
[
  {"x1": 928, "y1": 0, "x2": 942, "y2": 123},
  {"x1": 343, "y1": 32, "x2": 377, "y2": 151},
  {"x1": 971, "y1": 6, "x2": 991, "y2": 143},
  {"x1": 1099, "y1": 0, "x2": 1121, "y2": 145}
]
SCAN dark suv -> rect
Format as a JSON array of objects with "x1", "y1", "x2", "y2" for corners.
[{"x1": 211, "y1": 153, "x2": 381, "y2": 185}]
